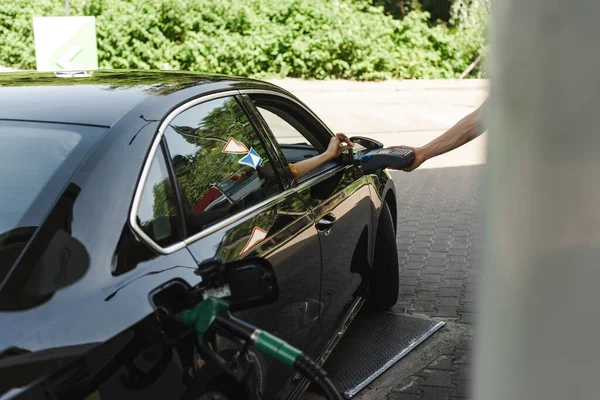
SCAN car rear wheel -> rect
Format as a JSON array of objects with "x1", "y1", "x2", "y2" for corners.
[{"x1": 368, "y1": 202, "x2": 399, "y2": 309}]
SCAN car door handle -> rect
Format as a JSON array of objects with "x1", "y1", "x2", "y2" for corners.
[{"x1": 316, "y1": 213, "x2": 336, "y2": 234}]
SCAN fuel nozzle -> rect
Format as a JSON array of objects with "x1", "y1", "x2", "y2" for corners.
[
  {"x1": 178, "y1": 297, "x2": 229, "y2": 344},
  {"x1": 178, "y1": 297, "x2": 343, "y2": 400},
  {"x1": 178, "y1": 297, "x2": 301, "y2": 367}
]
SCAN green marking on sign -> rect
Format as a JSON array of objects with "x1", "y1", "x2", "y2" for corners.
[{"x1": 70, "y1": 47, "x2": 83, "y2": 62}]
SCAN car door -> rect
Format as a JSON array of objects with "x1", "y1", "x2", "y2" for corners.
[
  {"x1": 242, "y1": 92, "x2": 375, "y2": 350},
  {"x1": 158, "y1": 94, "x2": 322, "y2": 397}
]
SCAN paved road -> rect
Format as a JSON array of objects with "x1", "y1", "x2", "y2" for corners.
[{"x1": 357, "y1": 166, "x2": 482, "y2": 400}]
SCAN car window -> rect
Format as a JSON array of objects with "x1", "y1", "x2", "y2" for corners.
[
  {"x1": 0, "y1": 121, "x2": 104, "y2": 284},
  {"x1": 163, "y1": 96, "x2": 282, "y2": 237},
  {"x1": 256, "y1": 107, "x2": 311, "y2": 147},
  {"x1": 136, "y1": 145, "x2": 181, "y2": 247},
  {"x1": 250, "y1": 96, "x2": 338, "y2": 180}
]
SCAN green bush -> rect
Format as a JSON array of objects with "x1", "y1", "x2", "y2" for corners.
[{"x1": 0, "y1": 0, "x2": 486, "y2": 80}]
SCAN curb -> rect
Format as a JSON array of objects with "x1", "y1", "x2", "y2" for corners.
[{"x1": 267, "y1": 78, "x2": 489, "y2": 92}]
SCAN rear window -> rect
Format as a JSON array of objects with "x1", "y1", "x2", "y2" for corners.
[{"x1": 0, "y1": 120, "x2": 104, "y2": 280}]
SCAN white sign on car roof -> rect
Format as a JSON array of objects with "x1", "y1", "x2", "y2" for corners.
[{"x1": 33, "y1": 16, "x2": 98, "y2": 72}]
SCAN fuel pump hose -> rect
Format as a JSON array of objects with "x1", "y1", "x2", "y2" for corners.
[{"x1": 179, "y1": 297, "x2": 343, "y2": 400}]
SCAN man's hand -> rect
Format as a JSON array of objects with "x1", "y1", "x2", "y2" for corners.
[
  {"x1": 391, "y1": 145, "x2": 428, "y2": 171},
  {"x1": 391, "y1": 99, "x2": 487, "y2": 172},
  {"x1": 325, "y1": 133, "x2": 354, "y2": 160}
]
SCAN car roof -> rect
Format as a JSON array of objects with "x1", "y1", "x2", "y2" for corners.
[{"x1": 0, "y1": 70, "x2": 280, "y2": 127}]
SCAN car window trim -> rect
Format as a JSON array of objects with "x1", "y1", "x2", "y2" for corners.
[
  {"x1": 236, "y1": 95, "x2": 290, "y2": 188},
  {"x1": 130, "y1": 89, "x2": 348, "y2": 255},
  {"x1": 233, "y1": 95, "x2": 287, "y2": 193},
  {"x1": 130, "y1": 91, "x2": 240, "y2": 254}
]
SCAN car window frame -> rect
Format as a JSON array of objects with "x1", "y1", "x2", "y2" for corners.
[
  {"x1": 129, "y1": 91, "x2": 292, "y2": 254},
  {"x1": 239, "y1": 90, "x2": 346, "y2": 188}
]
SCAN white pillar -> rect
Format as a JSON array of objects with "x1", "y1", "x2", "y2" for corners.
[{"x1": 474, "y1": 1, "x2": 600, "y2": 400}]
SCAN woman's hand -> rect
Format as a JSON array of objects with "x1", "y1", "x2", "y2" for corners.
[{"x1": 325, "y1": 133, "x2": 354, "y2": 160}]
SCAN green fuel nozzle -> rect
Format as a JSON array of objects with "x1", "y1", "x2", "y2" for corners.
[
  {"x1": 177, "y1": 297, "x2": 301, "y2": 367},
  {"x1": 178, "y1": 297, "x2": 229, "y2": 344},
  {"x1": 177, "y1": 297, "x2": 342, "y2": 400}
]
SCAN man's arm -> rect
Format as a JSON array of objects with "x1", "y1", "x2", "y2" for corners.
[{"x1": 396, "y1": 99, "x2": 487, "y2": 171}]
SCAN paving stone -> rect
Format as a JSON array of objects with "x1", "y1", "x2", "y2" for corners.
[
  {"x1": 428, "y1": 355, "x2": 454, "y2": 371},
  {"x1": 400, "y1": 225, "x2": 419, "y2": 232},
  {"x1": 436, "y1": 297, "x2": 460, "y2": 307},
  {"x1": 430, "y1": 245, "x2": 451, "y2": 252},
  {"x1": 443, "y1": 271, "x2": 465, "y2": 280},
  {"x1": 433, "y1": 306, "x2": 460, "y2": 318},
  {"x1": 421, "y1": 274, "x2": 443, "y2": 283},
  {"x1": 447, "y1": 263, "x2": 467, "y2": 271},
  {"x1": 416, "y1": 291, "x2": 439, "y2": 301},
  {"x1": 404, "y1": 261, "x2": 426, "y2": 270},
  {"x1": 410, "y1": 247, "x2": 430, "y2": 255},
  {"x1": 413, "y1": 241, "x2": 433, "y2": 248},
  {"x1": 452, "y1": 381, "x2": 472, "y2": 398},
  {"x1": 398, "y1": 285, "x2": 417, "y2": 295},
  {"x1": 464, "y1": 284, "x2": 478, "y2": 293},
  {"x1": 455, "y1": 365, "x2": 473, "y2": 382},
  {"x1": 422, "y1": 266, "x2": 446, "y2": 275},
  {"x1": 440, "y1": 279, "x2": 464, "y2": 288},
  {"x1": 421, "y1": 370, "x2": 456, "y2": 388},
  {"x1": 401, "y1": 269, "x2": 422, "y2": 278},
  {"x1": 411, "y1": 301, "x2": 435, "y2": 312},
  {"x1": 400, "y1": 277, "x2": 420, "y2": 286},
  {"x1": 461, "y1": 292, "x2": 478, "y2": 303},
  {"x1": 418, "y1": 385, "x2": 454, "y2": 399},
  {"x1": 458, "y1": 313, "x2": 477, "y2": 325},
  {"x1": 438, "y1": 287, "x2": 462, "y2": 297},
  {"x1": 417, "y1": 282, "x2": 443, "y2": 292},
  {"x1": 460, "y1": 302, "x2": 478, "y2": 313},
  {"x1": 449, "y1": 249, "x2": 468, "y2": 256},
  {"x1": 426, "y1": 258, "x2": 447, "y2": 266}
]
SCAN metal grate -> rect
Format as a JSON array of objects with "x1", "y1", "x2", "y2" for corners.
[{"x1": 324, "y1": 311, "x2": 444, "y2": 398}]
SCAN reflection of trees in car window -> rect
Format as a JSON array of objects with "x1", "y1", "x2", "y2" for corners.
[
  {"x1": 163, "y1": 97, "x2": 281, "y2": 236},
  {"x1": 137, "y1": 149, "x2": 180, "y2": 247}
]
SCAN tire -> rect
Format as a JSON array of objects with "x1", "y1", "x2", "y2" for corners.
[{"x1": 368, "y1": 202, "x2": 400, "y2": 309}]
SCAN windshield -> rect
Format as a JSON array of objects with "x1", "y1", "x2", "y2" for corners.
[{"x1": 0, "y1": 120, "x2": 104, "y2": 282}]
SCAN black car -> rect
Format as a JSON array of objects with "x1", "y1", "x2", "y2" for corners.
[{"x1": 0, "y1": 70, "x2": 399, "y2": 400}]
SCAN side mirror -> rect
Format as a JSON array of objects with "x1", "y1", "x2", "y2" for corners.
[{"x1": 349, "y1": 136, "x2": 384, "y2": 151}]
